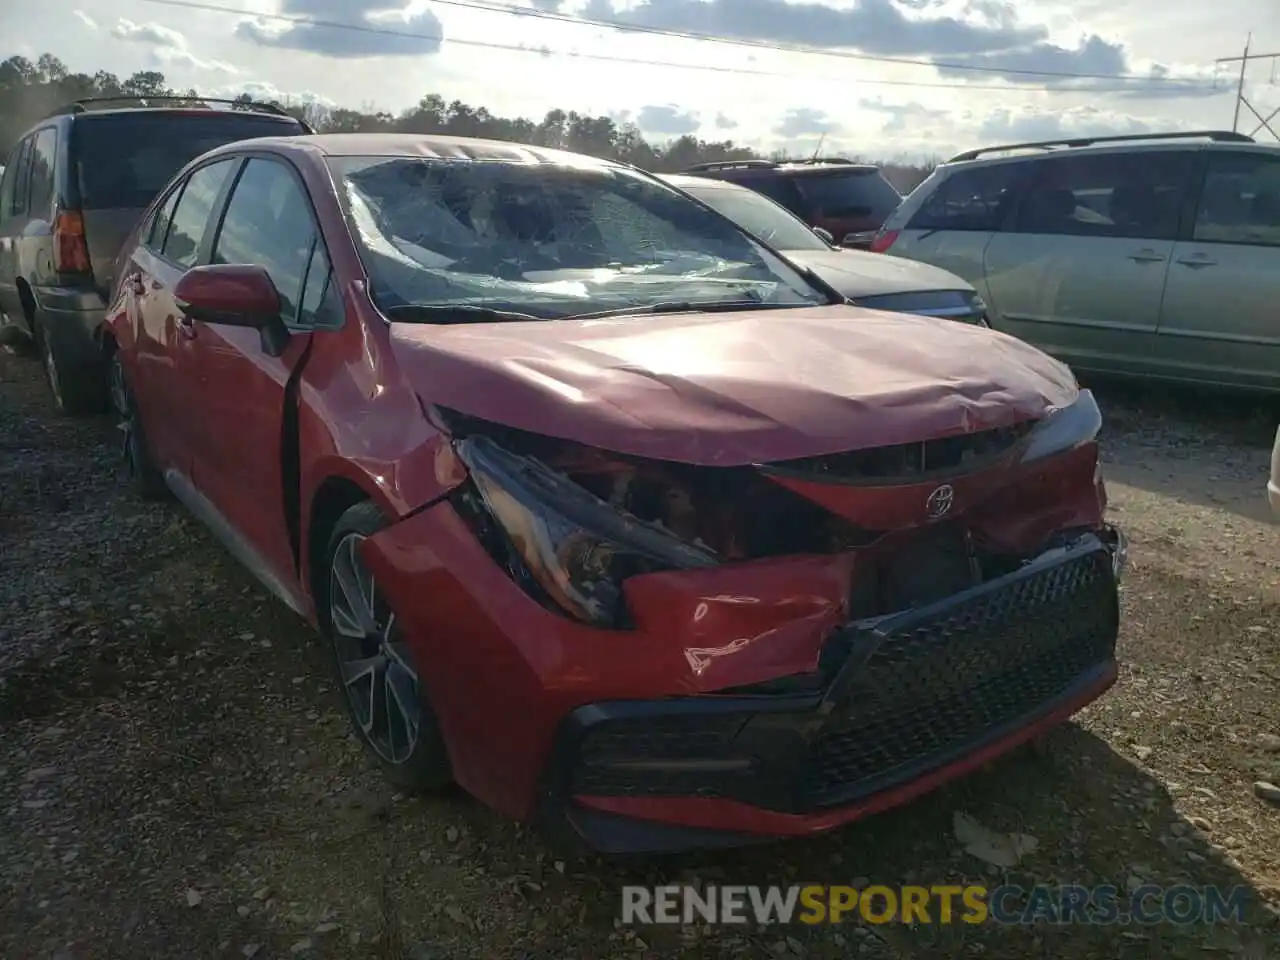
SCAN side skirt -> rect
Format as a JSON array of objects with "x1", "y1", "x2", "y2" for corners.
[{"x1": 163, "y1": 468, "x2": 310, "y2": 617}]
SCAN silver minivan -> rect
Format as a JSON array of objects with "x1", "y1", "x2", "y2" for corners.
[{"x1": 873, "y1": 131, "x2": 1280, "y2": 393}]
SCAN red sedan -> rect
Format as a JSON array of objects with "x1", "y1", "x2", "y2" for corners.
[{"x1": 104, "y1": 133, "x2": 1127, "y2": 854}]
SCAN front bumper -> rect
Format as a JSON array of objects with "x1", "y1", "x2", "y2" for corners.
[{"x1": 539, "y1": 530, "x2": 1123, "y2": 853}]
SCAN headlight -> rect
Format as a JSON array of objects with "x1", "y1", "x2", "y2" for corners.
[
  {"x1": 852, "y1": 290, "x2": 988, "y2": 325},
  {"x1": 455, "y1": 436, "x2": 719, "y2": 627},
  {"x1": 1019, "y1": 389, "x2": 1103, "y2": 465}
]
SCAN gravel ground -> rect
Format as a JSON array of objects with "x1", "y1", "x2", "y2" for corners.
[{"x1": 2, "y1": 347, "x2": 1279, "y2": 960}]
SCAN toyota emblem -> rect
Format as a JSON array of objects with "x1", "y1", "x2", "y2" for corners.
[{"x1": 925, "y1": 484, "x2": 954, "y2": 520}]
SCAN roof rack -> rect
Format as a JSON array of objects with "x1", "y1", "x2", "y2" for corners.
[
  {"x1": 682, "y1": 160, "x2": 778, "y2": 172},
  {"x1": 946, "y1": 130, "x2": 1255, "y2": 164},
  {"x1": 47, "y1": 95, "x2": 313, "y2": 131}
]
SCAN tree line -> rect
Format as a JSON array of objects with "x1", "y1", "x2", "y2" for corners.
[{"x1": 0, "y1": 53, "x2": 934, "y2": 190}]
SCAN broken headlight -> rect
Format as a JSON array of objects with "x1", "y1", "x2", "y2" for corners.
[
  {"x1": 455, "y1": 436, "x2": 720, "y2": 627},
  {"x1": 1019, "y1": 389, "x2": 1102, "y2": 465}
]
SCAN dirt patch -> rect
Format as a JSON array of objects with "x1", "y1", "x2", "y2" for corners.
[{"x1": 1, "y1": 351, "x2": 1278, "y2": 959}]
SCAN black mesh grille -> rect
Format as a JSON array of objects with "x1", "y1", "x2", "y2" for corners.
[
  {"x1": 571, "y1": 714, "x2": 750, "y2": 797},
  {"x1": 802, "y1": 547, "x2": 1116, "y2": 805},
  {"x1": 762, "y1": 421, "x2": 1035, "y2": 482}
]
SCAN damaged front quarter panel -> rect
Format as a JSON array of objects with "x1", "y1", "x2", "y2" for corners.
[{"x1": 356, "y1": 463, "x2": 856, "y2": 817}]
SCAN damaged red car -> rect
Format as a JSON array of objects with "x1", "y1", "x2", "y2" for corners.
[{"x1": 105, "y1": 133, "x2": 1127, "y2": 854}]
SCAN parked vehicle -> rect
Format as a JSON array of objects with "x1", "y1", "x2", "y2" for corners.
[
  {"x1": 679, "y1": 158, "x2": 902, "y2": 249},
  {"x1": 1270, "y1": 425, "x2": 1280, "y2": 519},
  {"x1": 873, "y1": 131, "x2": 1280, "y2": 394},
  {"x1": 0, "y1": 96, "x2": 311, "y2": 414},
  {"x1": 662, "y1": 173, "x2": 987, "y2": 324},
  {"x1": 106, "y1": 132, "x2": 1126, "y2": 853}
]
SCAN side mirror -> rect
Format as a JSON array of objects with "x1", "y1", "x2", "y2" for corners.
[
  {"x1": 173, "y1": 264, "x2": 282, "y2": 329},
  {"x1": 812, "y1": 226, "x2": 835, "y2": 245}
]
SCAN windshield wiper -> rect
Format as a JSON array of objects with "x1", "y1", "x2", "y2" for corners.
[
  {"x1": 382, "y1": 303, "x2": 546, "y2": 324},
  {"x1": 565, "y1": 299, "x2": 793, "y2": 321}
]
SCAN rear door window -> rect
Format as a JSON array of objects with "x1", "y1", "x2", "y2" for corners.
[
  {"x1": 1192, "y1": 151, "x2": 1280, "y2": 247},
  {"x1": 6, "y1": 136, "x2": 34, "y2": 218},
  {"x1": 907, "y1": 163, "x2": 1026, "y2": 232},
  {"x1": 1011, "y1": 151, "x2": 1196, "y2": 240},
  {"x1": 71, "y1": 112, "x2": 304, "y2": 210},
  {"x1": 161, "y1": 158, "x2": 239, "y2": 267},
  {"x1": 144, "y1": 184, "x2": 184, "y2": 251},
  {"x1": 738, "y1": 175, "x2": 807, "y2": 215},
  {"x1": 0, "y1": 151, "x2": 18, "y2": 220},
  {"x1": 28, "y1": 127, "x2": 58, "y2": 218},
  {"x1": 792, "y1": 171, "x2": 902, "y2": 218}
]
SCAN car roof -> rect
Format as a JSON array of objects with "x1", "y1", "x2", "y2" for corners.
[
  {"x1": 689, "y1": 161, "x2": 882, "y2": 179},
  {"x1": 939, "y1": 133, "x2": 1280, "y2": 172},
  {"x1": 204, "y1": 132, "x2": 624, "y2": 168}
]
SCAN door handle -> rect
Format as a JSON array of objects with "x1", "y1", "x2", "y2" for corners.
[
  {"x1": 1127, "y1": 249, "x2": 1166, "y2": 263},
  {"x1": 1175, "y1": 256, "x2": 1217, "y2": 269}
]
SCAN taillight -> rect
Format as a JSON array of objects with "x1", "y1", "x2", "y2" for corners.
[
  {"x1": 53, "y1": 209, "x2": 92, "y2": 275},
  {"x1": 869, "y1": 229, "x2": 899, "y2": 254}
]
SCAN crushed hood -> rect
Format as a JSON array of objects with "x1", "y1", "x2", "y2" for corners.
[
  {"x1": 389, "y1": 304, "x2": 1078, "y2": 466},
  {"x1": 783, "y1": 248, "x2": 974, "y2": 299}
]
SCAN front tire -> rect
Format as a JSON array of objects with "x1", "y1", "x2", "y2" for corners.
[{"x1": 321, "y1": 501, "x2": 453, "y2": 792}]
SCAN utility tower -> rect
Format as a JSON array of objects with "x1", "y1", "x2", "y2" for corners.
[{"x1": 1216, "y1": 34, "x2": 1280, "y2": 141}]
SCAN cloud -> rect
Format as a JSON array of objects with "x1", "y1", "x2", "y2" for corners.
[
  {"x1": 774, "y1": 108, "x2": 842, "y2": 137},
  {"x1": 112, "y1": 19, "x2": 188, "y2": 49},
  {"x1": 974, "y1": 104, "x2": 1185, "y2": 143},
  {"x1": 859, "y1": 98, "x2": 950, "y2": 135},
  {"x1": 571, "y1": 0, "x2": 1206, "y2": 93},
  {"x1": 637, "y1": 104, "x2": 701, "y2": 135},
  {"x1": 73, "y1": 10, "x2": 97, "y2": 31},
  {"x1": 580, "y1": 0, "x2": 1044, "y2": 56},
  {"x1": 211, "y1": 80, "x2": 337, "y2": 109},
  {"x1": 714, "y1": 112, "x2": 738, "y2": 130},
  {"x1": 112, "y1": 19, "x2": 239, "y2": 74},
  {"x1": 235, "y1": 0, "x2": 443, "y2": 59}
]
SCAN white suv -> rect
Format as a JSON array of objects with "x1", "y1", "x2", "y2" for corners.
[{"x1": 871, "y1": 131, "x2": 1280, "y2": 394}]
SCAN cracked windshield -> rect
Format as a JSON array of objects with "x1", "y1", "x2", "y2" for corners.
[{"x1": 332, "y1": 155, "x2": 828, "y2": 318}]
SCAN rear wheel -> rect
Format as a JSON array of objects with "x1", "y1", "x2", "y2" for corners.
[
  {"x1": 35, "y1": 318, "x2": 107, "y2": 416},
  {"x1": 109, "y1": 351, "x2": 167, "y2": 500},
  {"x1": 321, "y1": 501, "x2": 453, "y2": 791}
]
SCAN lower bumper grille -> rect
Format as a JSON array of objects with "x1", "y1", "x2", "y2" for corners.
[
  {"x1": 803, "y1": 542, "x2": 1116, "y2": 805},
  {"x1": 559, "y1": 534, "x2": 1120, "y2": 813}
]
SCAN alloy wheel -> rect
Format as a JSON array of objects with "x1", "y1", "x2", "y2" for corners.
[{"x1": 329, "y1": 532, "x2": 422, "y2": 765}]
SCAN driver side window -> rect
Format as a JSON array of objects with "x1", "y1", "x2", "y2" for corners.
[{"x1": 212, "y1": 158, "x2": 321, "y2": 326}]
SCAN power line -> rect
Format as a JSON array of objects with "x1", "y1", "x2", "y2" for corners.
[
  {"x1": 138, "y1": 0, "x2": 1216, "y2": 93},
  {"x1": 1218, "y1": 34, "x2": 1280, "y2": 140},
  {"x1": 425, "y1": 0, "x2": 1211, "y2": 85}
]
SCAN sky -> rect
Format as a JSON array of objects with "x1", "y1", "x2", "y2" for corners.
[{"x1": 2, "y1": 0, "x2": 1278, "y2": 159}]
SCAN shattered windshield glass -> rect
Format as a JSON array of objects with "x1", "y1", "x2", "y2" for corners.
[{"x1": 328, "y1": 155, "x2": 830, "y2": 319}]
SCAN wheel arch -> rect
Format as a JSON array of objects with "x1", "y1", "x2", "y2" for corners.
[{"x1": 304, "y1": 473, "x2": 383, "y2": 615}]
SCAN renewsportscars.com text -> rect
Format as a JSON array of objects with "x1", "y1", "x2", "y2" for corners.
[{"x1": 621, "y1": 884, "x2": 1250, "y2": 926}]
